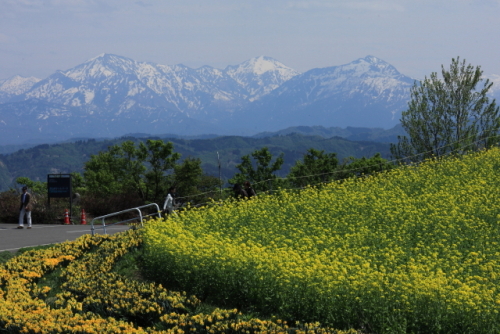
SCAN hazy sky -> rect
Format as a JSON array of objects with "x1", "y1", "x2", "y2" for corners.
[{"x1": 1, "y1": 0, "x2": 499, "y2": 81}]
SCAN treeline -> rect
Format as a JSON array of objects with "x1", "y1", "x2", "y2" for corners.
[
  {"x1": 0, "y1": 137, "x2": 394, "y2": 225},
  {"x1": 0, "y1": 133, "x2": 391, "y2": 191}
]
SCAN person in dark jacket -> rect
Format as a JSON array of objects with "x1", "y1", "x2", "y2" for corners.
[
  {"x1": 233, "y1": 183, "x2": 248, "y2": 199},
  {"x1": 18, "y1": 186, "x2": 32, "y2": 229},
  {"x1": 244, "y1": 181, "x2": 256, "y2": 198}
]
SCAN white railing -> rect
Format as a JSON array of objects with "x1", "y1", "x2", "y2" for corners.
[{"x1": 90, "y1": 203, "x2": 162, "y2": 236}]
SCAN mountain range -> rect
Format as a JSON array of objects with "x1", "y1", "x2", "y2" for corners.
[{"x1": 1, "y1": 54, "x2": 498, "y2": 145}]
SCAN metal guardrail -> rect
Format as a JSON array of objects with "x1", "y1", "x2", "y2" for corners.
[{"x1": 90, "y1": 203, "x2": 162, "y2": 236}]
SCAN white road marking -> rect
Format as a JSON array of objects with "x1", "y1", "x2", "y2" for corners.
[{"x1": 0, "y1": 243, "x2": 58, "y2": 252}]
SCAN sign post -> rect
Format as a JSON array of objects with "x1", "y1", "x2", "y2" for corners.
[{"x1": 47, "y1": 174, "x2": 73, "y2": 224}]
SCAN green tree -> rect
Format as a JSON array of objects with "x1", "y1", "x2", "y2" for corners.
[
  {"x1": 229, "y1": 147, "x2": 285, "y2": 193},
  {"x1": 336, "y1": 153, "x2": 393, "y2": 179},
  {"x1": 16, "y1": 176, "x2": 46, "y2": 194},
  {"x1": 197, "y1": 174, "x2": 224, "y2": 201},
  {"x1": 391, "y1": 57, "x2": 500, "y2": 162},
  {"x1": 70, "y1": 172, "x2": 85, "y2": 193},
  {"x1": 172, "y1": 157, "x2": 222, "y2": 205},
  {"x1": 139, "y1": 140, "x2": 180, "y2": 203},
  {"x1": 173, "y1": 157, "x2": 203, "y2": 202},
  {"x1": 288, "y1": 148, "x2": 338, "y2": 188},
  {"x1": 121, "y1": 141, "x2": 148, "y2": 200},
  {"x1": 83, "y1": 139, "x2": 179, "y2": 203},
  {"x1": 83, "y1": 143, "x2": 144, "y2": 198}
]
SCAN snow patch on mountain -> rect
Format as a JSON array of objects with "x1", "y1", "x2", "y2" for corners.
[
  {"x1": 84, "y1": 90, "x2": 95, "y2": 104},
  {"x1": 225, "y1": 56, "x2": 300, "y2": 100},
  {"x1": 0, "y1": 75, "x2": 41, "y2": 102}
]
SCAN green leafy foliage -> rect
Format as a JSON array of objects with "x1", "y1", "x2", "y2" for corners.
[
  {"x1": 336, "y1": 153, "x2": 394, "y2": 179},
  {"x1": 16, "y1": 176, "x2": 46, "y2": 194},
  {"x1": 81, "y1": 140, "x2": 180, "y2": 215},
  {"x1": 173, "y1": 157, "x2": 203, "y2": 197},
  {"x1": 229, "y1": 147, "x2": 285, "y2": 193},
  {"x1": 288, "y1": 148, "x2": 338, "y2": 188},
  {"x1": 84, "y1": 141, "x2": 146, "y2": 198},
  {"x1": 0, "y1": 134, "x2": 391, "y2": 192},
  {"x1": 83, "y1": 140, "x2": 180, "y2": 203},
  {"x1": 391, "y1": 57, "x2": 500, "y2": 162},
  {"x1": 140, "y1": 140, "x2": 180, "y2": 203},
  {"x1": 173, "y1": 157, "x2": 222, "y2": 205}
]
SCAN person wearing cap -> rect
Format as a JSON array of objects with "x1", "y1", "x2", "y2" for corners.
[{"x1": 18, "y1": 186, "x2": 32, "y2": 229}]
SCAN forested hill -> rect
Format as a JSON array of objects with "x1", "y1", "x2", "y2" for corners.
[{"x1": 0, "y1": 133, "x2": 391, "y2": 191}]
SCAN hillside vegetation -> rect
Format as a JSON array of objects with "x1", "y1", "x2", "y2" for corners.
[
  {"x1": 2, "y1": 147, "x2": 499, "y2": 333},
  {"x1": 0, "y1": 226, "x2": 357, "y2": 334},
  {"x1": 143, "y1": 147, "x2": 500, "y2": 333},
  {"x1": 0, "y1": 133, "x2": 390, "y2": 191}
]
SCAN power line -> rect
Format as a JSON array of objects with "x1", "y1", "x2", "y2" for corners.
[{"x1": 169, "y1": 131, "x2": 500, "y2": 211}]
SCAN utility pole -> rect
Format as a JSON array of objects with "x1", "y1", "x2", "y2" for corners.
[{"x1": 217, "y1": 152, "x2": 222, "y2": 199}]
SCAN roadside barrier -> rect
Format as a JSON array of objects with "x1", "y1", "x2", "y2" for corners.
[
  {"x1": 64, "y1": 209, "x2": 71, "y2": 225},
  {"x1": 81, "y1": 209, "x2": 87, "y2": 225},
  {"x1": 90, "y1": 203, "x2": 161, "y2": 236}
]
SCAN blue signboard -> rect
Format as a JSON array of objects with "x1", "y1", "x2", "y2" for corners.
[{"x1": 47, "y1": 174, "x2": 72, "y2": 198}]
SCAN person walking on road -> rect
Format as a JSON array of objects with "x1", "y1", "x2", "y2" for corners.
[{"x1": 18, "y1": 186, "x2": 32, "y2": 229}]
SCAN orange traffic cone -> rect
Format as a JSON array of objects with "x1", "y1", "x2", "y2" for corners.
[
  {"x1": 64, "y1": 209, "x2": 70, "y2": 225},
  {"x1": 81, "y1": 209, "x2": 87, "y2": 225}
]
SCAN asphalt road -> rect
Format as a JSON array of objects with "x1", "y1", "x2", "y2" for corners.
[{"x1": 0, "y1": 223, "x2": 131, "y2": 253}]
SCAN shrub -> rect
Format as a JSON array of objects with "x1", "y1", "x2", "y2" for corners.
[{"x1": 80, "y1": 192, "x2": 144, "y2": 218}]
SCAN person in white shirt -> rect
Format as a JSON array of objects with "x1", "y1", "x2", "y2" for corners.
[
  {"x1": 163, "y1": 186, "x2": 177, "y2": 215},
  {"x1": 18, "y1": 186, "x2": 32, "y2": 229}
]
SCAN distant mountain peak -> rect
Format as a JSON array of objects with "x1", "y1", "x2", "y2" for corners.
[
  {"x1": 226, "y1": 56, "x2": 299, "y2": 76},
  {"x1": 225, "y1": 56, "x2": 300, "y2": 100},
  {"x1": 333, "y1": 55, "x2": 403, "y2": 78},
  {"x1": 86, "y1": 53, "x2": 130, "y2": 62},
  {"x1": 0, "y1": 75, "x2": 41, "y2": 97},
  {"x1": 363, "y1": 55, "x2": 383, "y2": 63},
  {"x1": 241, "y1": 56, "x2": 284, "y2": 75},
  {"x1": 81, "y1": 53, "x2": 138, "y2": 71},
  {"x1": 65, "y1": 53, "x2": 138, "y2": 81},
  {"x1": 350, "y1": 55, "x2": 389, "y2": 67},
  {"x1": 87, "y1": 53, "x2": 107, "y2": 61}
]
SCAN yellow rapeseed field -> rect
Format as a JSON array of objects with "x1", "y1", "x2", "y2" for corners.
[
  {"x1": 144, "y1": 147, "x2": 500, "y2": 334},
  {"x1": 1, "y1": 228, "x2": 353, "y2": 333}
]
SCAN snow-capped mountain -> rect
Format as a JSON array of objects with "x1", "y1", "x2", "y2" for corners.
[
  {"x1": 0, "y1": 54, "x2": 420, "y2": 144},
  {"x1": 0, "y1": 75, "x2": 41, "y2": 103},
  {"x1": 24, "y1": 54, "x2": 243, "y2": 119},
  {"x1": 20, "y1": 53, "x2": 298, "y2": 119},
  {"x1": 226, "y1": 56, "x2": 415, "y2": 131},
  {"x1": 225, "y1": 56, "x2": 300, "y2": 101},
  {"x1": 0, "y1": 54, "x2": 300, "y2": 144}
]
